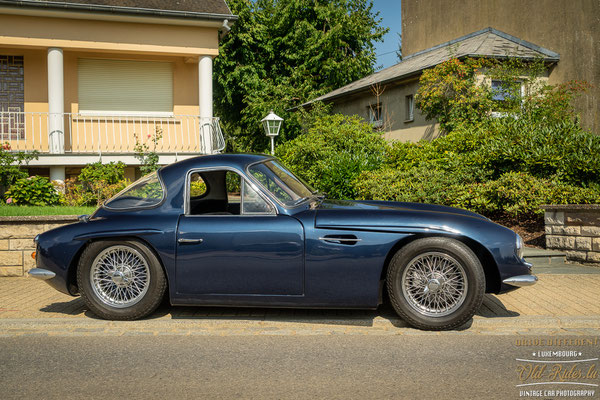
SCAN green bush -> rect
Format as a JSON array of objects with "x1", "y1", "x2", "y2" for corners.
[
  {"x1": 4, "y1": 176, "x2": 60, "y2": 206},
  {"x1": 276, "y1": 114, "x2": 386, "y2": 198},
  {"x1": 355, "y1": 169, "x2": 600, "y2": 219},
  {"x1": 79, "y1": 161, "x2": 125, "y2": 185},
  {"x1": 76, "y1": 162, "x2": 128, "y2": 206}
]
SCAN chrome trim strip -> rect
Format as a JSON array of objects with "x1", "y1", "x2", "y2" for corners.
[
  {"x1": 502, "y1": 275, "x2": 538, "y2": 287},
  {"x1": 28, "y1": 268, "x2": 56, "y2": 280}
]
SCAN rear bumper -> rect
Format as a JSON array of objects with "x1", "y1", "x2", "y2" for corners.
[{"x1": 502, "y1": 274, "x2": 538, "y2": 287}]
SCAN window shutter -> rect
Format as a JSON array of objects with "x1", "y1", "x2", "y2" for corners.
[{"x1": 78, "y1": 58, "x2": 173, "y2": 115}]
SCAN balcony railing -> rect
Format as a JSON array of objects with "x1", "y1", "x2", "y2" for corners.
[{"x1": 0, "y1": 112, "x2": 225, "y2": 155}]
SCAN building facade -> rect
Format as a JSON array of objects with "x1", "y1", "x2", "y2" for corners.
[
  {"x1": 0, "y1": 0, "x2": 235, "y2": 182},
  {"x1": 402, "y1": 0, "x2": 600, "y2": 134}
]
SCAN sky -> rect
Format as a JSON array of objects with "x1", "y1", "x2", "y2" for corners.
[{"x1": 371, "y1": 0, "x2": 402, "y2": 70}]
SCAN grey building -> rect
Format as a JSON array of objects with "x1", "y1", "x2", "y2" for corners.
[{"x1": 302, "y1": 28, "x2": 559, "y2": 142}]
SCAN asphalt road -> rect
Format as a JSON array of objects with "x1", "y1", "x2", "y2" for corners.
[{"x1": 1, "y1": 335, "x2": 598, "y2": 399}]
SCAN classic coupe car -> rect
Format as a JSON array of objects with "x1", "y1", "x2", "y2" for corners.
[{"x1": 29, "y1": 154, "x2": 537, "y2": 330}]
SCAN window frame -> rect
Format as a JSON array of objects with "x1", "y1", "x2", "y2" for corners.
[{"x1": 183, "y1": 167, "x2": 278, "y2": 217}]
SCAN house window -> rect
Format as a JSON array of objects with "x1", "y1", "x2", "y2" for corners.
[
  {"x1": 491, "y1": 80, "x2": 525, "y2": 117},
  {"x1": 0, "y1": 55, "x2": 25, "y2": 140},
  {"x1": 405, "y1": 94, "x2": 414, "y2": 122},
  {"x1": 78, "y1": 58, "x2": 173, "y2": 116},
  {"x1": 368, "y1": 103, "x2": 382, "y2": 128},
  {"x1": 491, "y1": 80, "x2": 523, "y2": 101}
]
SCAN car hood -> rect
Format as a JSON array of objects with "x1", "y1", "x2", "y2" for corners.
[{"x1": 314, "y1": 199, "x2": 494, "y2": 234}]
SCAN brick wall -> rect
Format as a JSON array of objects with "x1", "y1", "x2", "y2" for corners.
[
  {"x1": 543, "y1": 205, "x2": 600, "y2": 264},
  {"x1": 0, "y1": 216, "x2": 78, "y2": 277}
]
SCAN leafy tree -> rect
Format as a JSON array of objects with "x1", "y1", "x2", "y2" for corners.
[
  {"x1": 215, "y1": 0, "x2": 388, "y2": 151},
  {"x1": 276, "y1": 113, "x2": 386, "y2": 199},
  {"x1": 396, "y1": 32, "x2": 402, "y2": 61}
]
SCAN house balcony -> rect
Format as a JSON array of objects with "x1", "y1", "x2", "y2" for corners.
[{"x1": 0, "y1": 111, "x2": 225, "y2": 167}]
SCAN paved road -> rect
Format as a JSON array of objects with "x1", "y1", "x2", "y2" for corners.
[{"x1": 1, "y1": 334, "x2": 598, "y2": 399}]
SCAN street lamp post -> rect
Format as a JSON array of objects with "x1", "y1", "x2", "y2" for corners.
[{"x1": 261, "y1": 110, "x2": 283, "y2": 155}]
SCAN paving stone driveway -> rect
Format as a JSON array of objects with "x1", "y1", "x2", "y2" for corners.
[{"x1": 1, "y1": 271, "x2": 599, "y2": 336}]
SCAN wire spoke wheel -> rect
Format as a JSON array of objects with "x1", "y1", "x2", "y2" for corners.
[
  {"x1": 401, "y1": 251, "x2": 468, "y2": 317},
  {"x1": 90, "y1": 245, "x2": 150, "y2": 309}
]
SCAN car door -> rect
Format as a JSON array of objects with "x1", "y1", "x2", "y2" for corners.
[{"x1": 175, "y1": 169, "x2": 304, "y2": 296}]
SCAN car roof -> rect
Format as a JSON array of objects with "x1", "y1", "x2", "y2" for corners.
[{"x1": 161, "y1": 153, "x2": 273, "y2": 175}]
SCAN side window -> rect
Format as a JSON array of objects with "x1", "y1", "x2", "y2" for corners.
[
  {"x1": 187, "y1": 169, "x2": 273, "y2": 216},
  {"x1": 242, "y1": 180, "x2": 275, "y2": 215}
]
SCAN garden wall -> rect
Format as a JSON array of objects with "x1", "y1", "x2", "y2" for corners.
[
  {"x1": 0, "y1": 216, "x2": 78, "y2": 277},
  {"x1": 543, "y1": 204, "x2": 600, "y2": 264}
]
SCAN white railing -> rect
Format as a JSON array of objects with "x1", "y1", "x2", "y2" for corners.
[{"x1": 0, "y1": 111, "x2": 225, "y2": 155}]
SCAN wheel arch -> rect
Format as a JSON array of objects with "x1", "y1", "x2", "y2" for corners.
[
  {"x1": 67, "y1": 236, "x2": 170, "y2": 296},
  {"x1": 379, "y1": 233, "x2": 501, "y2": 295}
]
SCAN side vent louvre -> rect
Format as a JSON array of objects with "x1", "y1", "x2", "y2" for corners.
[{"x1": 318, "y1": 235, "x2": 362, "y2": 245}]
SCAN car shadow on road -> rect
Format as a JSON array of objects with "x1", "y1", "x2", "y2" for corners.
[
  {"x1": 38, "y1": 294, "x2": 520, "y2": 329},
  {"x1": 477, "y1": 295, "x2": 520, "y2": 318}
]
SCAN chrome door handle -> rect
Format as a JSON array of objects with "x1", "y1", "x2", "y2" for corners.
[{"x1": 178, "y1": 238, "x2": 204, "y2": 244}]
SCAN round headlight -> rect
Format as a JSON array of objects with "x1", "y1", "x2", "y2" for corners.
[{"x1": 516, "y1": 234, "x2": 524, "y2": 259}]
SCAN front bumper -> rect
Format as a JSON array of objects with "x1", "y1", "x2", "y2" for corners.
[{"x1": 28, "y1": 268, "x2": 56, "y2": 280}]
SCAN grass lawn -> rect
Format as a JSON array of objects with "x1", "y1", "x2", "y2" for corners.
[{"x1": 0, "y1": 205, "x2": 97, "y2": 216}]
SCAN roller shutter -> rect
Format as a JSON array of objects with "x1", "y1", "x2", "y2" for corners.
[{"x1": 78, "y1": 58, "x2": 173, "y2": 115}]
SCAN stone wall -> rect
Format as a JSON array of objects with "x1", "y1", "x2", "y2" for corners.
[
  {"x1": 543, "y1": 205, "x2": 600, "y2": 264},
  {"x1": 0, "y1": 216, "x2": 78, "y2": 277}
]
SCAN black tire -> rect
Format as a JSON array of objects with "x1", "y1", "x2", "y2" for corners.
[
  {"x1": 77, "y1": 240, "x2": 167, "y2": 320},
  {"x1": 386, "y1": 237, "x2": 485, "y2": 330}
]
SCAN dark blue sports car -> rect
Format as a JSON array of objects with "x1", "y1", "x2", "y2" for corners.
[{"x1": 30, "y1": 154, "x2": 537, "y2": 330}]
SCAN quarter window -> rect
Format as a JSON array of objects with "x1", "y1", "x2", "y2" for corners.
[{"x1": 104, "y1": 172, "x2": 163, "y2": 209}]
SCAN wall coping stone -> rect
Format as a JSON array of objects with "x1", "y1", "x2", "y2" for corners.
[
  {"x1": 0, "y1": 215, "x2": 80, "y2": 223},
  {"x1": 541, "y1": 204, "x2": 600, "y2": 211}
]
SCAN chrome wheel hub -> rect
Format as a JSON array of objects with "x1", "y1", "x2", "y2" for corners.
[
  {"x1": 401, "y1": 252, "x2": 468, "y2": 317},
  {"x1": 90, "y1": 246, "x2": 150, "y2": 308}
]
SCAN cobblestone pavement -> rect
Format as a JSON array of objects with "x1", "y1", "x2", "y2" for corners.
[{"x1": 1, "y1": 273, "x2": 599, "y2": 336}]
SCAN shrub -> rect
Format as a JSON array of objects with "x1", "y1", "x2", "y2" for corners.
[
  {"x1": 79, "y1": 161, "x2": 125, "y2": 185},
  {"x1": 276, "y1": 114, "x2": 386, "y2": 198},
  {"x1": 60, "y1": 178, "x2": 95, "y2": 207},
  {"x1": 77, "y1": 162, "x2": 128, "y2": 206},
  {"x1": 134, "y1": 127, "x2": 163, "y2": 175},
  {"x1": 355, "y1": 169, "x2": 600, "y2": 219},
  {"x1": 0, "y1": 143, "x2": 38, "y2": 188},
  {"x1": 4, "y1": 176, "x2": 60, "y2": 206}
]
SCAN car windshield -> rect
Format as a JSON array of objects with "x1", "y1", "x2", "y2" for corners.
[
  {"x1": 248, "y1": 160, "x2": 315, "y2": 207},
  {"x1": 104, "y1": 172, "x2": 163, "y2": 209}
]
